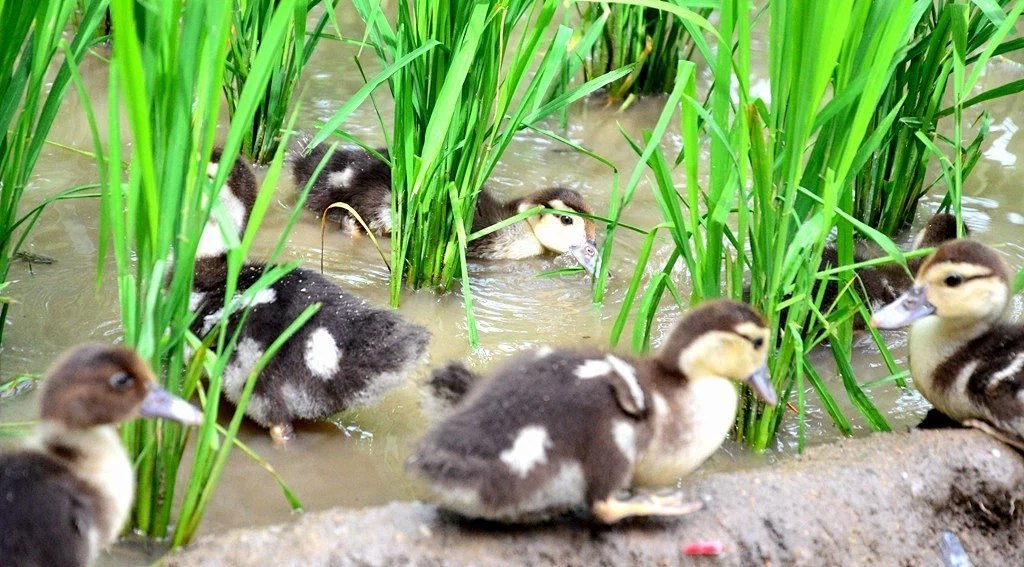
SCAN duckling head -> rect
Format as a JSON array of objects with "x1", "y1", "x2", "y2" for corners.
[
  {"x1": 516, "y1": 187, "x2": 599, "y2": 275},
  {"x1": 197, "y1": 150, "x2": 259, "y2": 259},
  {"x1": 40, "y1": 344, "x2": 203, "y2": 429},
  {"x1": 657, "y1": 299, "x2": 776, "y2": 405},
  {"x1": 872, "y1": 240, "x2": 1010, "y2": 329},
  {"x1": 912, "y1": 212, "x2": 964, "y2": 250}
]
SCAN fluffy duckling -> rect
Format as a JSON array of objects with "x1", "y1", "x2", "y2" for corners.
[
  {"x1": 0, "y1": 345, "x2": 202, "y2": 567},
  {"x1": 872, "y1": 240, "x2": 1024, "y2": 448},
  {"x1": 818, "y1": 212, "x2": 962, "y2": 312},
  {"x1": 290, "y1": 144, "x2": 600, "y2": 275},
  {"x1": 408, "y1": 300, "x2": 776, "y2": 524},
  {"x1": 191, "y1": 151, "x2": 429, "y2": 443}
]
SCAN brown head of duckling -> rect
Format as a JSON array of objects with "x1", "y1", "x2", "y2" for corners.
[
  {"x1": 872, "y1": 240, "x2": 1010, "y2": 329},
  {"x1": 515, "y1": 187, "x2": 599, "y2": 275},
  {"x1": 40, "y1": 344, "x2": 204, "y2": 430},
  {"x1": 657, "y1": 299, "x2": 776, "y2": 405}
]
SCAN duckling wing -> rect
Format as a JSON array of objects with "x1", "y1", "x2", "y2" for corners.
[
  {"x1": 0, "y1": 453, "x2": 100, "y2": 567},
  {"x1": 940, "y1": 328, "x2": 1024, "y2": 439}
]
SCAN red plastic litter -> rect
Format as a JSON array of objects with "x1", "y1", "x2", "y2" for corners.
[{"x1": 682, "y1": 541, "x2": 724, "y2": 556}]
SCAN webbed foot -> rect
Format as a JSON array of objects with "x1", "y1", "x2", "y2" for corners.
[
  {"x1": 270, "y1": 423, "x2": 294, "y2": 445},
  {"x1": 963, "y1": 419, "x2": 1024, "y2": 451},
  {"x1": 591, "y1": 490, "x2": 703, "y2": 524}
]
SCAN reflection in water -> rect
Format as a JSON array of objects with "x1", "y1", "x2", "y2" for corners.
[{"x1": 0, "y1": 16, "x2": 1023, "y2": 560}]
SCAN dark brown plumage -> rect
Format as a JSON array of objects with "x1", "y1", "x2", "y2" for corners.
[
  {"x1": 410, "y1": 299, "x2": 774, "y2": 523},
  {"x1": 193, "y1": 151, "x2": 429, "y2": 442}
]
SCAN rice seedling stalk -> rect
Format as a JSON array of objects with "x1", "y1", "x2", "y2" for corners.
[
  {"x1": 0, "y1": 0, "x2": 107, "y2": 364},
  {"x1": 579, "y1": 1, "x2": 712, "y2": 103},
  {"x1": 224, "y1": 0, "x2": 335, "y2": 164},
  {"x1": 72, "y1": 0, "x2": 308, "y2": 544},
  {"x1": 316, "y1": 0, "x2": 631, "y2": 345},
  {"x1": 605, "y1": 0, "x2": 1024, "y2": 451}
]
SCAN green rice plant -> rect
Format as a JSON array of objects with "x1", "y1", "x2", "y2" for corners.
[
  {"x1": 578, "y1": 1, "x2": 713, "y2": 103},
  {"x1": 69, "y1": 0, "x2": 313, "y2": 545},
  {"x1": 0, "y1": 0, "x2": 107, "y2": 359},
  {"x1": 603, "y1": 0, "x2": 1024, "y2": 451},
  {"x1": 224, "y1": 0, "x2": 335, "y2": 164},
  {"x1": 849, "y1": 0, "x2": 1024, "y2": 234},
  {"x1": 315, "y1": 0, "x2": 633, "y2": 345}
]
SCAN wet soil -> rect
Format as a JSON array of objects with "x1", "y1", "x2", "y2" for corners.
[{"x1": 165, "y1": 429, "x2": 1024, "y2": 566}]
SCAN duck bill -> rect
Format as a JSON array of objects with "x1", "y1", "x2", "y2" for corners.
[
  {"x1": 870, "y1": 285, "x2": 935, "y2": 329},
  {"x1": 139, "y1": 386, "x2": 204, "y2": 426},
  {"x1": 568, "y1": 239, "x2": 599, "y2": 277},
  {"x1": 746, "y1": 364, "x2": 777, "y2": 406}
]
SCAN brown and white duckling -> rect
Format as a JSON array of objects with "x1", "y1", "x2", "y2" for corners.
[
  {"x1": 191, "y1": 151, "x2": 429, "y2": 443},
  {"x1": 290, "y1": 144, "x2": 600, "y2": 275},
  {"x1": 0, "y1": 345, "x2": 202, "y2": 567},
  {"x1": 818, "y1": 212, "x2": 962, "y2": 312},
  {"x1": 407, "y1": 299, "x2": 776, "y2": 524},
  {"x1": 872, "y1": 240, "x2": 1024, "y2": 448}
]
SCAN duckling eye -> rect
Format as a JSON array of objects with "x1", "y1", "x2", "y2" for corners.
[
  {"x1": 944, "y1": 274, "x2": 964, "y2": 288},
  {"x1": 109, "y1": 372, "x2": 135, "y2": 390},
  {"x1": 559, "y1": 215, "x2": 574, "y2": 226},
  {"x1": 751, "y1": 337, "x2": 765, "y2": 349}
]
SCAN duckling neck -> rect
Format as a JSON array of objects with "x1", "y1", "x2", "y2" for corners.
[
  {"x1": 633, "y1": 372, "x2": 738, "y2": 487},
  {"x1": 908, "y1": 314, "x2": 1001, "y2": 414},
  {"x1": 27, "y1": 421, "x2": 135, "y2": 545},
  {"x1": 468, "y1": 192, "x2": 545, "y2": 259},
  {"x1": 194, "y1": 255, "x2": 229, "y2": 290}
]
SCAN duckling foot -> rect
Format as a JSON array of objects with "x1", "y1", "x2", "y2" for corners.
[
  {"x1": 963, "y1": 419, "x2": 1024, "y2": 452},
  {"x1": 270, "y1": 423, "x2": 294, "y2": 445},
  {"x1": 591, "y1": 491, "x2": 703, "y2": 524}
]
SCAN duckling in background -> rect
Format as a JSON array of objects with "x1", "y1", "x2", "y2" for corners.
[
  {"x1": 872, "y1": 240, "x2": 1024, "y2": 449},
  {"x1": 191, "y1": 151, "x2": 429, "y2": 443},
  {"x1": 290, "y1": 143, "x2": 600, "y2": 275},
  {"x1": 817, "y1": 212, "x2": 963, "y2": 312},
  {"x1": 0, "y1": 345, "x2": 202, "y2": 567},
  {"x1": 408, "y1": 300, "x2": 776, "y2": 524}
]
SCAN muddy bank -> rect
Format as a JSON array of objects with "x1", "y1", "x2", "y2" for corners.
[{"x1": 165, "y1": 429, "x2": 1023, "y2": 566}]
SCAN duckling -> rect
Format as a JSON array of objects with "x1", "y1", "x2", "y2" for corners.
[
  {"x1": 0, "y1": 344, "x2": 202, "y2": 567},
  {"x1": 290, "y1": 143, "x2": 600, "y2": 275},
  {"x1": 407, "y1": 299, "x2": 776, "y2": 524},
  {"x1": 871, "y1": 240, "x2": 1024, "y2": 449},
  {"x1": 818, "y1": 212, "x2": 962, "y2": 313},
  {"x1": 192, "y1": 151, "x2": 429, "y2": 443}
]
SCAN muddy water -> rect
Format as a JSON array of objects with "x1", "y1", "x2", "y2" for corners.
[{"x1": 1, "y1": 11, "x2": 1023, "y2": 563}]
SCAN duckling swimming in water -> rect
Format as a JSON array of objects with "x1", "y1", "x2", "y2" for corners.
[
  {"x1": 0, "y1": 345, "x2": 202, "y2": 567},
  {"x1": 191, "y1": 151, "x2": 429, "y2": 443},
  {"x1": 817, "y1": 212, "x2": 962, "y2": 312},
  {"x1": 290, "y1": 144, "x2": 600, "y2": 275},
  {"x1": 408, "y1": 299, "x2": 776, "y2": 524},
  {"x1": 872, "y1": 240, "x2": 1024, "y2": 449}
]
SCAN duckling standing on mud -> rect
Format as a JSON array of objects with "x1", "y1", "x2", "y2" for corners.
[
  {"x1": 290, "y1": 144, "x2": 600, "y2": 275},
  {"x1": 0, "y1": 345, "x2": 203, "y2": 567},
  {"x1": 408, "y1": 300, "x2": 776, "y2": 523},
  {"x1": 191, "y1": 151, "x2": 429, "y2": 443},
  {"x1": 872, "y1": 240, "x2": 1024, "y2": 449}
]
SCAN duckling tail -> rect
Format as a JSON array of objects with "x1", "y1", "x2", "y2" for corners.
[{"x1": 423, "y1": 361, "x2": 480, "y2": 416}]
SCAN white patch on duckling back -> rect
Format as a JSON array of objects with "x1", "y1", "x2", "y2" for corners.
[
  {"x1": 250, "y1": 288, "x2": 277, "y2": 306},
  {"x1": 305, "y1": 327, "x2": 341, "y2": 379},
  {"x1": 987, "y1": 354, "x2": 1024, "y2": 391},
  {"x1": 612, "y1": 420, "x2": 637, "y2": 462},
  {"x1": 535, "y1": 345, "x2": 554, "y2": 358},
  {"x1": 328, "y1": 167, "x2": 355, "y2": 188},
  {"x1": 189, "y1": 292, "x2": 207, "y2": 311},
  {"x1": 501, "y1": 425, "x2": 552, "y2": 478},
  {"x1": 196, "y1": 189, "x2": 247, "y2": 259},
  {"x1": 575, "y1": 359, "x2": 612, "y2": 379},
  {"x1": 223, "y1": 337, "x2": 264, "y2": 401}
]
